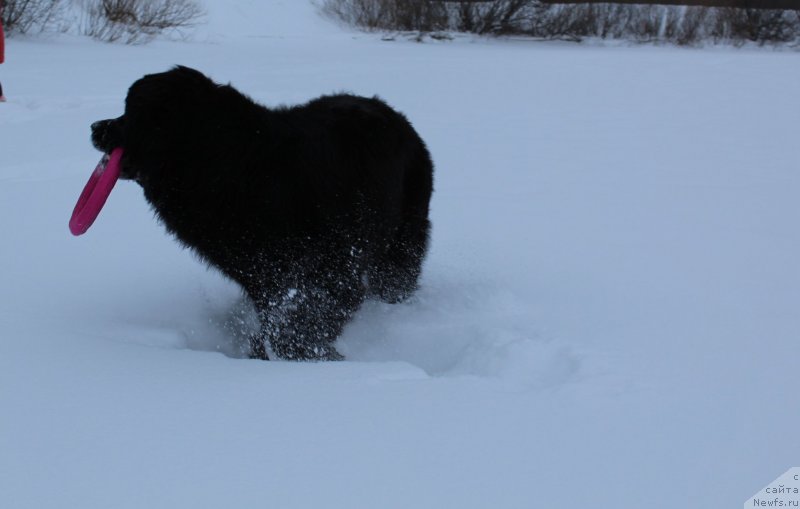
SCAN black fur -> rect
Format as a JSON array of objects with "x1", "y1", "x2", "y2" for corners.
[{"x1": 91, "y1": 66, "x2": 433, "y2": 361}]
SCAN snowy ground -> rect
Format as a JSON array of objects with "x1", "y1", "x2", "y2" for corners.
[{"x1": 2, "y1": 2, "x2": 799, "y2": 508}]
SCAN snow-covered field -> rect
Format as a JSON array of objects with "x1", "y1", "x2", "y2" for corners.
[{"x1": 2, "y1": 2, "x2": 799, "y2": 508}]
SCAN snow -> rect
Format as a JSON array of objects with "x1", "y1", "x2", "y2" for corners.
[{"x1": 2, "y1": 2, "x2": 799, "y2": 508}]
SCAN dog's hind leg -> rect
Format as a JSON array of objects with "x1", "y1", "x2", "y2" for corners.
[
  {"x1": 369, "y1": 146, "x2": 433, "y2": 304},
  {"x1": 368, "y1": 215, "x2": 431, "y2": 304}
]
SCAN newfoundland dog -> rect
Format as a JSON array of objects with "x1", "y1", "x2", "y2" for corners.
[{"x1": 91, "y1": 66, "x2": 433, "y2": 361}]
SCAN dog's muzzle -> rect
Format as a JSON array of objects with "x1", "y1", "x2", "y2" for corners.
[{"x1": 91, "y1": 117, "x2": 124, "y2": 154}]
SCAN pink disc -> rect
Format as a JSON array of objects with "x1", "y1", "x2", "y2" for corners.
[{"x1": 69, "y1": 147, "x2": 123, "y2": 236}]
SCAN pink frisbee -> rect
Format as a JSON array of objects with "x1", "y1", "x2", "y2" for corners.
[{"x1": 69, "y1": 147, "x2": 124, "y2": 236}]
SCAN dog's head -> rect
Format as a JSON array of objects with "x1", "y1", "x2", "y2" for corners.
[{"x1": 91, "y1": 66, "x2": 222, "y2": 184}]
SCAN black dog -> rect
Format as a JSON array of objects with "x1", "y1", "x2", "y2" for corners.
[{"x1": 91, "y1": 66, "x2": 433, "y2": 361}]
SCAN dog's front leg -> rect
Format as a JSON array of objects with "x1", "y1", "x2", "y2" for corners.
[
  {"x1": 252, "y1": 274, "x2": 369, "y2": 361},
  {"x1": 247, "y1": 284, "x2": 344, "y2": 361}
]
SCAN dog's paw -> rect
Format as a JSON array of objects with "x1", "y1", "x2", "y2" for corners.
[
  {"x1": 273, "y1": 342, "x2": 344, "y2": 362},
  {"x1": 248, "y1": 335, "x2": 271, "y2": 361}
]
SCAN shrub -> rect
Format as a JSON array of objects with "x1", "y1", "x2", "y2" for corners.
[
  {"x1": 712, "y1": 7, "x2": 797, "y2": 45},
  {"x1": 1, "y1": 0, "x2": 66, "y2": 34},
  {"x1": 454, "y1": 0, "x2": 532, "y2": 35},
  {"x1": 318, "y1": 0, "x2": 800, "y2": 46},
  {"x1": 322, "y1": 0, "x2": 450, "y2": 32},
  {"x1": 78, "y1": 0, "x2": 204, "y2": 44}
]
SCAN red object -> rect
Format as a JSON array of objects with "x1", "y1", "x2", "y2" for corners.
[
  {"x1": 69, "y1": 148, "x2": 124, "y2": 236},
  {"x1": 1, "y1": 11, "x2": 5, "y2": 64}
]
